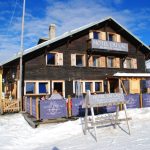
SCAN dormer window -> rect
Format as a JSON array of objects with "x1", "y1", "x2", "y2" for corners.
[
  {"x1": 108, "y1": 33, "x2": 116, "y2": 42},
  {"x1": 93, "y1": 32, "x2": 100, "y2": 39},
  {"x1": 89, "y1": 31, "x2": 106, "y2": 40},
  {"x1": 108, "y1": 32, "x2": 121, "y2": 42}
]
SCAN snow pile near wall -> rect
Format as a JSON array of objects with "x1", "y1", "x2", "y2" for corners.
[{"x1": 0, "y1": 108, "x2": 150, "y2": 150}]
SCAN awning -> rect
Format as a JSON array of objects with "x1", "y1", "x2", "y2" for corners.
[{"x1": 113, "y1": 73, "x2": 150, "y2": 77}]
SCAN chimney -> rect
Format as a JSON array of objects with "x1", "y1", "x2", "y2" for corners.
[{"x1": 49, "y1": 24, "x2": 56, "y2": 39}]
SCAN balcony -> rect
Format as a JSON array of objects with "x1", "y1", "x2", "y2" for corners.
[{"x1": 88, "y1": 39, "x2": 128, "y2": 53}]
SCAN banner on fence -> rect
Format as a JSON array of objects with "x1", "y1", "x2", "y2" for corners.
[
  {"x1": 142, "y1": 94, "x2": 150, "y2": 107},
  {"x1": 40, "y1": 99, "x2": 67, "y2": 120},
  {"x1": 72, "y1": 98, "x2": 84, "y2": 116},
  {"x1": 26, "y1": 97, "x2": 30, "y2": 113},
  {"x1": 125, "y1": 94, "x2": 140, "y2": 108},
  {"x1": 146, "y1": 80, "x2": 150, "y2": 88},
  {"x1": 32, "y1": 99, "x2": 36, "y2": 118}
]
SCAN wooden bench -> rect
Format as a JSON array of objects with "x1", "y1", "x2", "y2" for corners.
[{"x1": 82, "y1": 90, "x2": 130, "y2": 141}]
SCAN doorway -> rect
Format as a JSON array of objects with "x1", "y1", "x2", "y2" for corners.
[
  {"x1": 108, "y1": 78, "x2": 119, "y2": 93},
  {"x1": 52, "y1": 80, "x2": 65, "y2": 97}
]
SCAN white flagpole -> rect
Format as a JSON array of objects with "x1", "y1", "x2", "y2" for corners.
[{"x1": 19, "y1": 0, "x2": 26, "y2": 110}]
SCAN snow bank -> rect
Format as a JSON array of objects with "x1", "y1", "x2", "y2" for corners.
[{"x1": 0, "y1": 108, "x2": 150, "y2": 150}]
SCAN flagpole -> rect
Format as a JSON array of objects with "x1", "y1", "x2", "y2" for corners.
[{"x1": 19, "y1": 0, "x2": 26, "y2": 110}]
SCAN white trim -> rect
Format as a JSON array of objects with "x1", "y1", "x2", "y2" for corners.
[
  {"x1": 24, "y1": 80, "x2": 50, "y2": 95},
  {"x1": 73, "y1": 80, "x2": 104, "y2": 93},
  {"x1": 51, "y1": 80, "x2": 65, "y2": 97}
]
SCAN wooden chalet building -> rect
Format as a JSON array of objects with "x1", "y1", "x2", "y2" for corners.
[{"x1": 0, "y1": 17, "x2": 150, "y2": 109}]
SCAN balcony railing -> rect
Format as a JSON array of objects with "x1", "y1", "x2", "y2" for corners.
[{"x1": 89, "y1": 39, "x2": 128, "y2": 52}]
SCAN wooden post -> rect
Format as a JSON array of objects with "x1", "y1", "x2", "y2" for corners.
[
  {"x1": 67, "y1": 95, "x2": 72, "y2": 118},
  {"x1": 30, "y1": 97, "x2": 32, "y2": 115},
  {"x1": 140, "y1": 93, "x2": 143, "y2": 108},
  {"x1": 36, "y1": 97, "x2": 39, "y2": 120}
]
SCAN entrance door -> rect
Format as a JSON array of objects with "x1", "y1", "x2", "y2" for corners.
[
  {"x1": 108, "y1": 79, "x2": 119, "y2": 93},
  {"x1": 52, "y1": 80, "x2": 65, "y2": 97}
]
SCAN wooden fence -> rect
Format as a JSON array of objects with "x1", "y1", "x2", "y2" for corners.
[{"x1": 0, "y1": 99, "x2": 20, "y2": 114}]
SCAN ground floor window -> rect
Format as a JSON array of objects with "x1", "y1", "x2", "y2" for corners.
[
  {"x1": 39, "y1": 82, "x2": 49, "y2": 94},
  {"x1": 73, "y1": 80, "x2": 104, "y2": 94},
  {"x1": 51, "y1": 80, "x2": 65, "y2": 97},
  {"x1": 25, "y1": 82, "x2": 36, "y2": 94}
]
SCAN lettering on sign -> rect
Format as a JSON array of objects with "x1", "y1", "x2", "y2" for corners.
[
  {"x1": 91, "y1": 39, "x2": 128, "y2": 52},
  {"x1": 89, "y1": 93, "x2": 125, "y2": 106}
]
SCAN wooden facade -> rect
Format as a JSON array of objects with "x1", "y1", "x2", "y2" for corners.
[{"x1": 1, "y1": 18, "x2": 150, "y2": 102}]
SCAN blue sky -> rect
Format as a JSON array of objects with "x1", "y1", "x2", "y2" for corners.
[{"x1": 0, "y1": 0, "x2": 150, "y2": 63}]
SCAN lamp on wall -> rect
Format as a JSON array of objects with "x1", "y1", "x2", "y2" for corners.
[{"x1": 12, "y1": 72, "x2": 15, "y2": 80}]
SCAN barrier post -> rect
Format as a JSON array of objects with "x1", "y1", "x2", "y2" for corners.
[
  {"x1": 36, "y1": 97, "x2": 39, "y2": 120},
  {"x1": 140, "y1": 93, "x2": 143, "y2": 108},
  {"x1": 68, "y1": 95, "x2": 72, "y2": 118},
  {"x1": 30, "y1": 97, "x2": 32, "y2": 115}
]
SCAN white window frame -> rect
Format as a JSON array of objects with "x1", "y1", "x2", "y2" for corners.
[
  {"x1": 51, "y1": 80, "x2": 65, "y2": 97},
  {"x1": 71, "y1": 53, "x2": 86, "y2": 67},
  {"x1": 24, "y1": 80, "x2": 50, "y2": 95},
  {"x1": 46, "y1": 52, "x2": 63, "y2": 66},
  {"x1": 73, "y1": 80, "x2": 104, "y2": 94}
]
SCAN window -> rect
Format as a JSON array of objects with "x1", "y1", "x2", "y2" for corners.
[
  {"x1": 107, "y1": 57, "x2": 120, "y2": 68},
  {"x1": 123, "y1": 58, "x2": 137, "y2": 69},
  {"x1": 52, "y1": 80, "x2": 65, "y2": 97},
  {"x1": 95, "y1": 82, "x2": 103, "y2": 92},
  {"x1": 93, "y1": 32, "x2": 100, "y2": 39},
  {"x1": 93, "y1": 56, "x2": 100, "y2": 67},
  {"x1": 46, "y1": 52, "x2": 63, "y2": 66},
  {"x1": 71, "y1": 54, "x2": 86, "y2": 67},
  {"x1": 107, "y1": 57, "x2": 114, "y2": 68},
  {"x1": 108, "y1": 33, "x2": 121, "y2": 42},
  {"x1": 89, "y1": 56, "x2": 106, "y2": 67},
  {"x1": 26, "y1": 82, "x2": 35, "y2": 94},
  {"x1": 73, "y1": 80, "x2": 104, "y2": 93},
  {"x1": 39, "y1": 82, "x2": 48, "y2": 94},
  {"x1": 85, "y1": 82, "x2": 93, "y2": 92},
  {"x1": 47, "y1": 53, "x2": 55, "y2": 65},
  {"x1": 108, "y1": 33, "x2": 116, "y2": 41},
  {"x1": 89, "y1": 31, "x2": 106, "y2": 40}
]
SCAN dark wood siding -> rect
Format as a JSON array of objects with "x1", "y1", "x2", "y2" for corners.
[{"x1": 24, "y1": 25, "x2": 146, "y2": 96}]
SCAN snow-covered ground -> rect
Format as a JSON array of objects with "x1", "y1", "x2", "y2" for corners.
[{"x1": 0, "y1": 108, "x2": 150, "y2": 150}]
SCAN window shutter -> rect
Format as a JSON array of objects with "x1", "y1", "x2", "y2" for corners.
[
  {"x1": 58, "y1": 53, "x2": 63, "y2": 66},
  {"x1": 123, "y1": 59, "x2": 127, "y2": 68},
  {"x1": 114, "y1": 58, "x2": 120, "y2": 68},
  {"x1": 55, "y1": 53, "x2": 59, "y2": 65},
  {"x1": 132, "y1": 58, "x2": 137, "y2": 69},
  {"x1": 88, "y1": 56, "x2": 93, "y2": 67},
  {"x1": 89, "y1": 31, "x2": 93, "y2": 39},
  {"x1": 101, "y1": 31, "x2": 106, "y2": 40},
  {"x1": 116, "y1": 34, "x2": 121, "y2": 42},
  {"x1": 83, "y1": 55, "x2": 86, "y2": 66},
  {"x1": 71, "y1": 54, "x2": 76, "y2": 66},
  {"x1": 100, "y1": 56, "x2": 106, "y2": 67}
]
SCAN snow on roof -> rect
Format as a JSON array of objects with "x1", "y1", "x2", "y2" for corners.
[
  {"x1": 1, "y1": 17, "x2": 150, "y2": 66},
  {"x1": 114, "y1": 72, "x2": 150, "y2": 77}
]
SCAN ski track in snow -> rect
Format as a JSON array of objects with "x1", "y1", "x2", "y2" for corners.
[{"x1": 0, "y1": 108, "x2": 150, "y2": 150}]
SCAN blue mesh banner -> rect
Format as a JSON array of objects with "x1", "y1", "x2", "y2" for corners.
[
  {"x1": 26, "y1": 97, "x2": 30, "y2": 113},
  {"x1": 40, "y1": 99, "x2": 67, "y2": 120},
  {"x1": 72, "y1": 98, "x2": 84, "y2": 116},
  {"x1": 142, "y1": 94, "x2": 150, "y2": 107},
  {"x1": 125, "y1": 94, "x2": 140, "y2": 108},
  {"x1": 32, "y1": 99, "x2": 36, "y2": 118}
]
